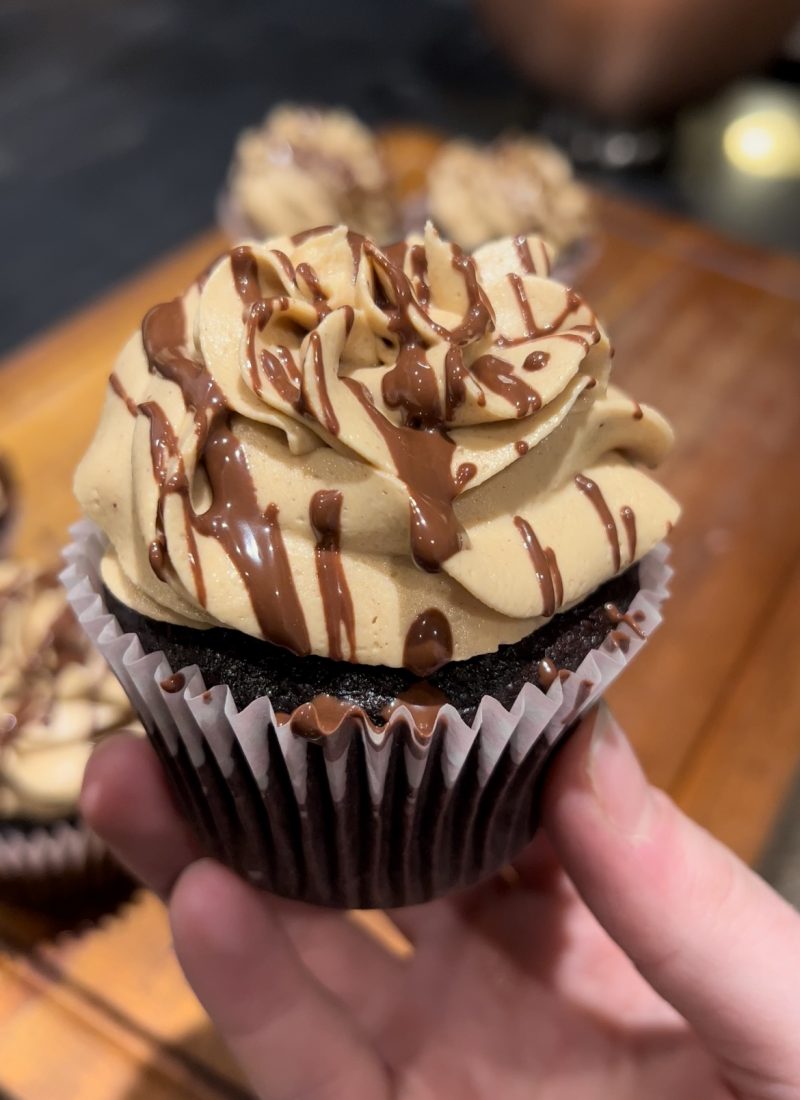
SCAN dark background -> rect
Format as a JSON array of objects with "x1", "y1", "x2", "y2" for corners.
[{"x1": 1, "y1": 0, "x2": 798, "y2": 354}]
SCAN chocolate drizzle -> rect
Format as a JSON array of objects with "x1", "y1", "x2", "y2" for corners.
[
  {"x1": 343, "y1": 377, "x2": 464, "y2": 571},
  {"x1": 575, "y1": 474, "x2": 621, "y2": 573},
  {"x1": 447, "y1": 251, "x2": 495, "y2": 344},
  {"x1": 366, "y1": 239, "x2": 494, "y2": 348},
  {"x1": 444, "y1": 346, "x2": 475, "y2": 420},
  {"x1": 537, "y1": 657, "x2": 569, "y2": 689},
  {"x1": 296, "y1": 262, "x2": 331, "y2": 318},
  {"x1": 139, "y1": 399, "x2": 204, "y2": 599},
  {"x1": 456, "y1": 462, "x2": 477, "y2": 489},
  {"x1": 471, "y1": 355, "x2": 541, "y2": 417},
  {"x1": 346, "y1": 230, "x2": 366, "y2": 277},
  {"x1": 160, "y1": 672, "x2": 185, "y2": 693},
  {"x1": 620, "y1": 505, "x2": 637, "y2": 563},
  {"x1": 230, "y1": 246, "x2": 261, "y2": 309},
  {"x1": 308, "y1": 331, "x2": 340, "y2": 435},
  {"x1": 604, "y1": 602, "x2": 646, "y2": 640},
  {"x1": 382, "y1": 344, "x2": 442, "y2": 427},
  {"x1": 122, "y1": 227, "x2": 632, "y2": 676},
  {"x1": 141, "y1": 298, "x2": 310, "y2": 656},
  {"x1": 403, "y1": 609, "x2": 453, "y2": 677},
  {"x1": 513, "y1": 516, "x2": 562, "y2": 617},
  {"x1": 497, "y1": 275, "x2": 586, "y2": 348},
  {"x1": 386, "y1": 682, "x2": 448, "y2": 736},
  {"x1": 246, "y1": 300, "x2": 304, "y2": 408},
  {"x1": 309, "y1": 490, "x2": 356, "y2": 662},
  {"x1": 290, "y1": 225, "x2": 334, "y2": 245},
  {"x1": 524, "y1": 350, "x2": 550, "y2": 372},
  {"x1": 409, "y1": 243, "x2": 430, "y2": 305},
  {"x1": 271, "y1": 249, "x2": 296, "y2": 283},
  {"x1": 290, "y1": 694, "x2": 352, "y2": 738},
  {"x1": 514, "y1": 234, "x2": 535, "y2": 274},
  {"x1": 109, "y1": 372, "x2": 139, "y2": 418},
  {"x1": 606, "y1": 630, "x2": 631, "y2": 654}
]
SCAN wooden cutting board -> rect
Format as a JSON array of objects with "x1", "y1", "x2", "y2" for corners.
[{"x1": 1, "y1": 193, "x2": 799, "y2": 1098}]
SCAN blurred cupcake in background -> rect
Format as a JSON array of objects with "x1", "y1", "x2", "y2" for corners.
[
  {"x1": 376, "y1": 124, "x2": 446, "y2": 231},
  {"x1": 0, "y1": 560, "x2": 138, "y2": 911},
  {"x1": 220, "y1": 104, "x2": 400, "y2": 243},
  {"x1": 426, "y1": 135, "x2": 594, "y2": 279},
  {"x1": 0, "y1": 458, "x2": 15, "y2": 556}
]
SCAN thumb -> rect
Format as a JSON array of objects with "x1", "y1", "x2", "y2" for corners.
[{"x1": 542, "y1": 704, "x2": 800, "y2": 1100}]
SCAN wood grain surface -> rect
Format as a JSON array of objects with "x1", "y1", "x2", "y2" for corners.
[{"x1": 0, "y1": 192, "x2": 798, "y2": 1098}]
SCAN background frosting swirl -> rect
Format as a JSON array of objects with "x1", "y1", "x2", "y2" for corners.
[
  {"x1": 227, "y1": 105, "x2": 397, "y2": 243},
  {"x1": 0, "y1": 562, "x2": 138, "y2": 820},
  {"x1": 76, "y1": 224, "x2": 679, "y2": 673},
  {"x1": 427, "y1": 137, "x2": 592, "y2": 253}
]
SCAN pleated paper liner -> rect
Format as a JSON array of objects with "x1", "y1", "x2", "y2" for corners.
[
  {"x1": 0, "y1": 817, "x2": 136, "y2": 920},
  {"x1": 63, "y1": 520, "x2": 671, "y2": 909}
]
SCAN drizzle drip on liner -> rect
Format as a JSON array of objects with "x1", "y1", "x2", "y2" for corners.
[
  {"x1": 604, "y1": 602, "x2": 646, "y2": 640},
  {"x1": 537, "y1": 657, "x2": 569, "y2": 689}
]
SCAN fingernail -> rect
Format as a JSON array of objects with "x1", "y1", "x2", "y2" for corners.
[{"x1": 587, "y1": 704, "x2": 653, "y2": 837}]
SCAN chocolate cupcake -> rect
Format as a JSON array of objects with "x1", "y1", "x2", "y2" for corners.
[
  {"x1": 69, "y1": 224, "x2": 678, "y2": 907},
  {"x1": 0, "y1": 561, "x2": 138, "y2": 910},
  {"x1": 220, "y1": 104, "x2": 399, "y2": 244},
  {"x1": 426, "y1": 135, "x2": 593, "y2": 275}
]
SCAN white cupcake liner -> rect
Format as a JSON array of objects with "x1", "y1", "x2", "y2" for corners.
[{"x1": 62, "y1": 520, "x2": 671, "y2": 907}]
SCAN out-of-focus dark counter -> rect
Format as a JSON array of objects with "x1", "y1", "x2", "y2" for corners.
[{"x1": 1, "y1": 0, "x2": 798, "y2": 355}]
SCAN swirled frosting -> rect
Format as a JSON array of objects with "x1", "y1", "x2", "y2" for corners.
[
  {"x1": 0, "y1": 562, "x2": 139, "y2": 821},
  {"x1": 226, "y1": 106, "x2": 398, "y2": 243},
  {"x1": 76, "y1": 224, "x2": 678, "y2": 675},
  {"x1": 428, "y1": 137, "x2": 592, "y2": 253}
]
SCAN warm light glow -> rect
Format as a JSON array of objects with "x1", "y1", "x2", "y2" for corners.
[{"x1": 723, "y1": 109, "x2": 800, "y2": 178}]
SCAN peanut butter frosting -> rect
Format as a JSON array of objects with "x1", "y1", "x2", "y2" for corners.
[
  {"x1": 427, "y1": 137, "x2": 592, "y2": 254},
  {"x1": 0, "y1": 562, "x2": 139, "y2": 821},
  {"x1": 226, "y1": 106, "x2": 398, "y2": 243},
  {"x1": 75, "y1": 224, "x2": 678, "y2": 676}
]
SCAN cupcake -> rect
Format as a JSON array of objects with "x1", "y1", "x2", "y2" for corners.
[
  {"x1": 220, "y1": 104, "x2": 399, "y2": 243},
  {"x1": 0, "y1": 457, "x2": 15, "y2": 555},
  {"x1": 426, "y1": 136, "x2": 593, "y2": 273},
  {"x1": 375, "y1": 125, "x2": 446, "y2": 232},
  {"x1": 69, "y1": 223, "x2": 678, "y2": 907},
  {"x1": 0, "y1": 560, "x2": 138, "y2": 909}
]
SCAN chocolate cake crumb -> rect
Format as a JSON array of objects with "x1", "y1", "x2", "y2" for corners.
[{"x1": 104, "y1": 565, "x2": 639, "y2": 725}]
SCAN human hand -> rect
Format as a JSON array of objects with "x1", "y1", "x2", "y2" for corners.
[{"x1": 81, "y1": 705, "x2": 800, "y2": 1099}]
